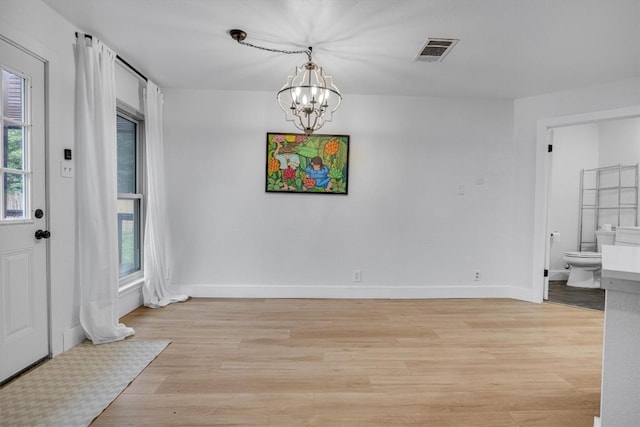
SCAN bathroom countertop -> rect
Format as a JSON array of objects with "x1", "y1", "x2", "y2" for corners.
[{"x1": 601, "y1": 244, "x2": 640, "y2": 292}]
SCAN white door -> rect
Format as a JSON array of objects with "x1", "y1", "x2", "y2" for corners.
[{"x1": 0, "y1": 37, "x2": 48, "y2": 383}]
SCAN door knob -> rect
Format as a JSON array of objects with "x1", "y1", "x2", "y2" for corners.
[{"x1": 35, "y1": 229, "x2": 51, "y2": 240}]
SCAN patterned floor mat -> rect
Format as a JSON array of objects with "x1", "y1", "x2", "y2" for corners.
[{"x1": 0, "y1": 339, "x2": 170, "y2": 426}]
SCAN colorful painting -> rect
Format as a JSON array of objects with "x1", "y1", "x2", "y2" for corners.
[{"x1": 266, "y1": 133, "x2": 349, "y2": 194}]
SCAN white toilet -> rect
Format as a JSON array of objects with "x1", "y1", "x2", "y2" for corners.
[{"x1": 563, "y1": 230, "x2": 616, "y2": 288}]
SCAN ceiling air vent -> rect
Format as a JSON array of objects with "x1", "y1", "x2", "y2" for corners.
[{"x1": 415, "y1": 38, "x2": 459, "y2": 62}]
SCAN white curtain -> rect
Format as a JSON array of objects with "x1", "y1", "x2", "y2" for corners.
[
  {"x1": 75, "y1": 34, "x2": 134, "y2": 344},
  {"x1": 142, "y1": 81, "x2": 189, "y2": 307}
]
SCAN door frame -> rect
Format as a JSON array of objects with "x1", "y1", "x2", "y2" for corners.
[
  {"x1": 533, "y1": 105, "x2": 640, "y2": 302},
  {"x1": 0, "y1": 34, "x2": 51, "y2": 374}
]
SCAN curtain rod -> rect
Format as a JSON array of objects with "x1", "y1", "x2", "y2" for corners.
[{"x1": 75, "y1": 32, "x2": 148, "y2": 82}]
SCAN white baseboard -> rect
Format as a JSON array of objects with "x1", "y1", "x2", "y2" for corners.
[
  {"x1": 62, "y1": 324, "x2": 86, "y2": 352},
  {"x1": 550, "y1": 270, "x2": 569, "y2": 281},
  {"x1": 173, "y1": 283, "x2": 535, "y2": 302},
  {"x1": 118, "y1": 280, "x2": 144, "y2": 317},
  {"x1": 594, "y1": 416, "x2": 601, "y2": 427}
]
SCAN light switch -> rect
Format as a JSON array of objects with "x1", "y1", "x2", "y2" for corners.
[{"x1": 457, "y1": 184, "x2": 465, "y2": 195}]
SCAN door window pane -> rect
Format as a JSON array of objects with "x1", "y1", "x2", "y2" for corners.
[
  {"x1": 4, "y1": 172, "x2": 25, "y2": 218},
  {"x1": 4, "y1": 125, "x2": 25, "y2": 169},
  {"x1": 117, "y1": 199, "x2": 140, "y2": 276},
  {"x1": 117, "y1": 116, "x2": 136, "y2": 194},
  {"x1": 1, "y1": 68, "x2": 29, "y2": 221},
  {"x1": 2, "y1": 70, "x2": 24, "y2": 122}
]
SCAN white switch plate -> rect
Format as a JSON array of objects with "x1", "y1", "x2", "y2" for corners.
[
  {"x1": 60, "y1": 160, "x2": 74, "y2": 178},
  {"x1": 457, "y1": 184, "x2": 465, "y2": 195}
]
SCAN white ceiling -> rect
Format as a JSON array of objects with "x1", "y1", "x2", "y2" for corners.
[{"x1": 42, "y1": 0, "x2": 640, "y2": 99}]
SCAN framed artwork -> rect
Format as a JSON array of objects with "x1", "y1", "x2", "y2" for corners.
[{"x1": 266, "y1": 132, "x2": 349, "y2": 194}]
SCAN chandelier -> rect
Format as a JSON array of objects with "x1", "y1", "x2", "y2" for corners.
[{"x1": 229, "y1": 29, "x2": 342, "y2": 135}]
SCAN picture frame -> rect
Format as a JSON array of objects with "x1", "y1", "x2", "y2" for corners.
[{"x1": 265, "y1": 132, "x2": 349, "y2": 194}]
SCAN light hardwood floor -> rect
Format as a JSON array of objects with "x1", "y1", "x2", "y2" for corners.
[{"x1": 93, "y1": 298, "x2": 603, "y2": 426}]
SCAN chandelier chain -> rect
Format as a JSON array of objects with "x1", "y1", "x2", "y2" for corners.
[{"x1": 235, "y1": 39, "x2": 312, "y2": 61}]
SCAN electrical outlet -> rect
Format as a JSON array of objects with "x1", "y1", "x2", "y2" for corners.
[
  {"x1": 352, "y1": 270, "x2": 362, "y2": 282},
  {"x1": 60, "y1": 160, "x2": 74, "y2": 178},
  {"x1": 473, "y1": 270, "x2": 481, "y2": 281}
]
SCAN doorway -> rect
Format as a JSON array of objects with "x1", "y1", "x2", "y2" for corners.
[
  {"x1": 533, "y1": 106, "x2": 640, "y2": 305},
  {"x1": 0, "y1": 36, "x2": 49, "y2": 383},
  {"x1": 547, "y1": 119, "x2": 640, "y2": 310}
]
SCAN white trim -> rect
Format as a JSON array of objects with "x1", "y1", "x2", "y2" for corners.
[
  {"x1": 533, "y1": 106, "x2": 640, "y2": 303},
  {"x1": 118, "y1": 278, "x2": 144, "y2": 317},
  {"x1": 62, "y1": 324, "x2": 85, "y2": 352},
  {"x1": 173, "y1": 283, "x2": 535, "y2": 302}
]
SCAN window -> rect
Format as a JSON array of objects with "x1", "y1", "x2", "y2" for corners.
[
  {"x1": 117, "y1": 111, "x2": 143, "y2": 281},
  {"x1": 1, "y1": 68, "x2": 30, "y2": 221}
]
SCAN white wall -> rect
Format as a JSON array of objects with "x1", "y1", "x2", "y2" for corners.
[
  {"x1": 164, "y1": 79, "x2": 640, "y2": 304},
  {"x1": 0, "y1": 0, "x2": 146, "y2": 356},
  {"x1": 599, "y1": 117, "x2": 640, "y2": 167},
  {"x1": 164, "y1": 89, "x2": 523, "y2": 298}
]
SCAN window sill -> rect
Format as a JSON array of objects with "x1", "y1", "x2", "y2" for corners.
[{"x1": 119, "y1": 277, "x2": 144, "y2": 297}]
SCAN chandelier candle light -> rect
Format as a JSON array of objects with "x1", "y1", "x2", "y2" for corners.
[{"x1": 229, "y1": 29, "x2": 342, "y2": 135}]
